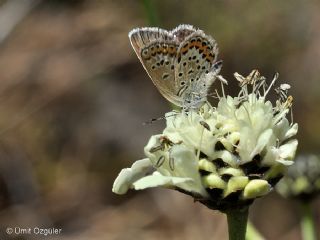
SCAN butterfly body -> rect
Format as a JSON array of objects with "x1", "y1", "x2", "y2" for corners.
[{"x1": 129, "y1": 24, "x2": 222, "y2": 109}]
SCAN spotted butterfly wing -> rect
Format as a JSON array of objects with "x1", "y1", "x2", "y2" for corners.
[
  {"x1": 129, "y1": 25, "x2": 221, "y2": 108},
  {"x1": 129, "y1": 28, "x2": 178, "y2": 105},
  {"x1": 171, "y1": 24, "x2": 197, "y2": 42},
  {"x1": 129, "y1": 25, "x2": 197, "y2": 106},
  {"x1": 174, "y1": 30, "x2": 221, "y2": 107}
]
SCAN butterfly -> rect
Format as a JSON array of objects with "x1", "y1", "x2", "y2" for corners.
[{"x1": 129, "y1": 24, "x2": 222, "y2": 109}]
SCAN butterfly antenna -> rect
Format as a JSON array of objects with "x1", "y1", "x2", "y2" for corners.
[
  {"x1": 143, "y1": 111, "x2": 179, "y2": 125},
  {"x1": 143, "y1": 116, "x2": 166, "y2": 125}
]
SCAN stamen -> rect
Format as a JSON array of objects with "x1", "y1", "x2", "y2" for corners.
[
  {"x1": 150, "y1": 145, "x2": 164, "y2": 153},
  {"x1": 264, "y1": 72, "x2": 279, "y2": 97},
  {"x1": 200, "y1": 120, "x2": 211, "y2": 131},
  {"x1": 155, "y1": 156, "x2": 165, "y2": 168},
  {"x1": 169, "y1": 156, "x2": 175, "y2": 171}
]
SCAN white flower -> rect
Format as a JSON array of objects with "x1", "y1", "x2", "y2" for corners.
[{"x1": 113, "y1": 70, "x2": 298, "y2": 211}]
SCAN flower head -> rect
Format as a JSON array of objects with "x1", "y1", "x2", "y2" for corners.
[
  {"x1": 113, "y1": 70, "x2": 298, "y2": 212},
  {"x1": 276, "y1": 154, "x2": 320, "y2": 202}
]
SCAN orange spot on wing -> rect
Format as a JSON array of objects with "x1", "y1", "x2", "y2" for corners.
[{"x1": 168, "y1": 45, "x2": 177, "y2": 54}]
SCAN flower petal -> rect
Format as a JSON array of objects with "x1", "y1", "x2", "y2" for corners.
[
  {"x1": 112, "y1": 158, "x2": 153, "y2": 194},
  {"x1": 284, "y1": 123, "x2": 298, "y2": 140},
  {"x1": 166, "y1": 145, "x2": 209, "y2": 197},
  {"x1": 250, "y1": 129, "x2": 273, "y2": 159},
  {"x1": 278, "y1": 139, "x2": 298, "y2": 161},
  {"x1": 274, "y1": 119, "x2": 298, "y2": 142},
  {"x1": 133, "y1": 171, "x2": 192, "y2": 190},
  {"x1": 144, "y1": 138, "x2": 209, "y2": 197}
]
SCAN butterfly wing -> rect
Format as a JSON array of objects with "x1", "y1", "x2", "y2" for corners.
[
  {"x1": 174, "y1": 30, "x2": 220, "y2": 105},
  {"x1": 171, "y1": 24, "x2": 197, "y2": 42},
  {"x1": 129, "y1": 27, "x2": 183, "y2": 106},
  {"x1": 129, "y1": 27, "x2": 173, "y2": 56},
  {"x1": 128, "y1": 25, "x2": 218, "y2": 107}
]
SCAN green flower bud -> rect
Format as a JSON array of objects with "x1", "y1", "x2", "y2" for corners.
[
  {"x1": 243, "y1": 180, "x2": 271, "y2": 199},
  {"x1": 224, "y1": 176, "x2": 249, "y2": 197},
  {"x1": 202, "y1": 174, "x2": 226, "y2": 189},
  {"x1": 276, "y1": 155, "x2": 320, "y2": 201}
]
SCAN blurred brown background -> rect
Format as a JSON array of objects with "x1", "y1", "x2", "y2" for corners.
[{"x1": 0, "y1": 0, "x2": 319, "y2": 239}]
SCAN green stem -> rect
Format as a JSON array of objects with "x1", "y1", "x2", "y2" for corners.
[
  {"x1": 141, "y1": 0, "x2": 159, "y2": 26},
  {"x1": 226, "y1": 207, "x2": 249, "y2": 240},
  {"x1": 246, "y1": 221, "x2": 265, "y2": 240},
  {"x1": 301, "y1": 202, "x2": 317, "y2": 240}
]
